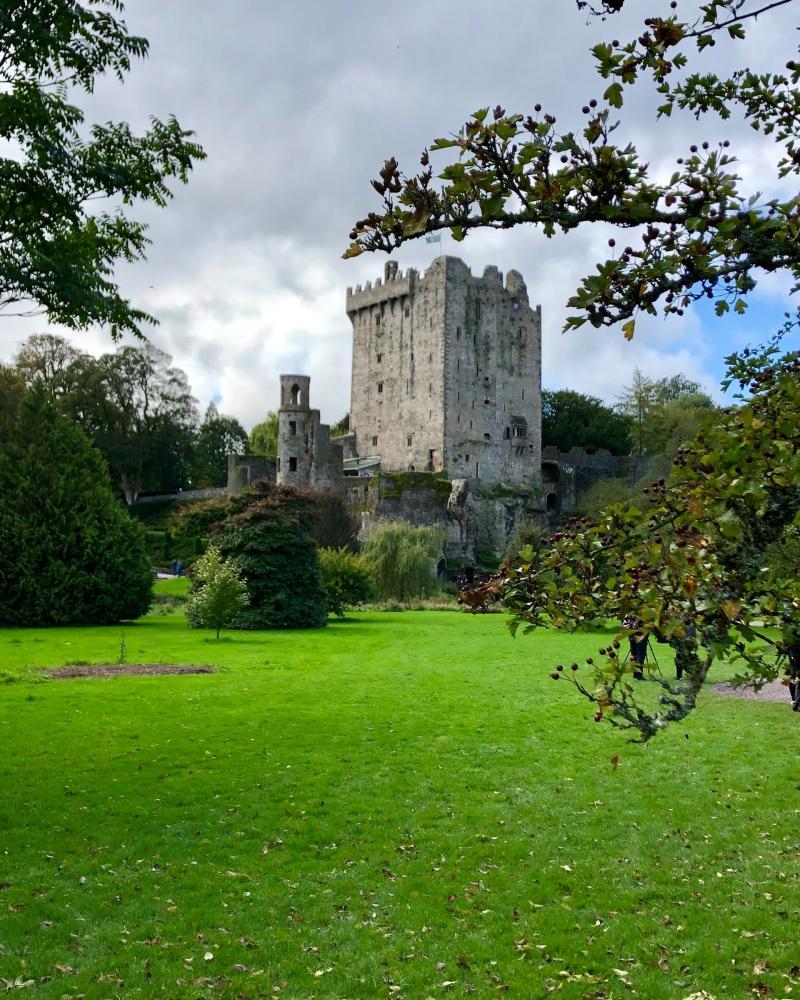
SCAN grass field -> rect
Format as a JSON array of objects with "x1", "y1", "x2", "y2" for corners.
[{"x1": 0, "y1": 589, "x2": 798, "y2": 998}]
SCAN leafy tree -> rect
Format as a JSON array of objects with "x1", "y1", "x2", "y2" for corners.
[
  {"x1": 170, "y1": 496, "x2": 231, "y2": 539},
  {"x1": 616, "y1": 369, "x2": 714, "y2": 454},
  {"x1": 502, "y1": 517, "x2": 543, "y2": 565},
  {"x1": 214, "y1": 481, "x2": 328, "y2": 629},
  {"x1": 465, "y1": 347, "x2": 800, "y2": 740},
  {"x1": 615, "y1": 368, "x2": 659, "y2": 455},
  {"x1": 348, "y1": 0, "x2": 800, "y2": 736},
  {"x1": 0, "y1": 1, "x2": 204, "y2": 338},
  {"x1": 575, "y1": 476, "x2": 634, "y2": 516},
  {"x1": 0, "y1": 365, "x2": 25, "y2": 441},
  {"x1": 186, "y1": 546, "x2": 249, "y2": 639},
  {"x1": 345, "y1": 2, "x2": 800, "y2": 341},
  {"x1": 639, "y1": 391, "x2": 716, "y2": 456},
  {"x1": 330, "y1": 413, "x2": 350, "y2": 437},
  {"x1": 14, "y1": 335, "x2": 199, "y2": 502},
  {"x1": 95, "y1": 344, "x2": 198, "y2": 501},
  {"x1": 362, "y1": 522, "x2": 444, "y2": 601},
  {"x1": 319, "y1": 548, "x2": 375, "y2": 617},
  {"x1": 193, "y1": 403, "x2": 249, "y2": 487},
  {"x1": 0, "y1": 390, "x2": 152, "y2": 625},
  {"x1": 14, "y1": 334, "x2": 82, "y2": 393},
  {"x1": 542, "y1": 388, "x2": 632, "y2": 454},
  {"x1": 249, "y1": 411, "x2": 279, "y2": 459}
]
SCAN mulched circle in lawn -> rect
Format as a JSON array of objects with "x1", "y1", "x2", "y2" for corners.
[{"x1": 47, "y1": 664, "x2": 214, "y2": 679}]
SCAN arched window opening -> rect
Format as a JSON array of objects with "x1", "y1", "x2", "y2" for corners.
[{"x1": 290, "y1": 383, "x2": 300, "y2": 406}]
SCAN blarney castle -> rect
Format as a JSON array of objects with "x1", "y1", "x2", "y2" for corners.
[{"x1": 229, "y1": 256, "x2": 628, "y2": 561}]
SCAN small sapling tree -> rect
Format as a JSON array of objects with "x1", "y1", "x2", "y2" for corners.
[{"x1": 186, "y1": 546, "x2": 249, "y2": 639}]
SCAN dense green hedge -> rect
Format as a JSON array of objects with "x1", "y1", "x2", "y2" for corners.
[
  {"x1": 215, "y1": 482, "x2": 327, "y2": 628},
  {"x1": 131, "y1": 498, "x2": 209, "y2": 567},
  {"x1": 0, "y1": 393, "x2": 152, "y2": 625}
]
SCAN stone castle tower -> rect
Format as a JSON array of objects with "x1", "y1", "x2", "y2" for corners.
[
  {"x1": 275, "y1": 374, "x2": 342, "y2": 491},
  {"x1": 345, "y1": 256, "x2": 542, "y2": 489}
]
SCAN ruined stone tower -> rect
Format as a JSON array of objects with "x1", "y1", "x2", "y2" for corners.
[
  {"x1": 345, "y1": 256, "x2": 542, "y2": 490},
  {"x1": 276, "y1": 374, "x2": 342, "y2": 491}
]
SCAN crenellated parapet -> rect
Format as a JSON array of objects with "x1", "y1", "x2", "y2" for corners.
[{"x1": 346, "y1": 261, "x2": 418, "y2": 316}]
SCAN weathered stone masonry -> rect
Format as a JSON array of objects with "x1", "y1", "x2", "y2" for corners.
[
  {"x1": 345, "y1": 256, "x2": 542, "y2": 490},
  {"x1": 225, "y1": 256, "x2": 626, "y2": 560}
]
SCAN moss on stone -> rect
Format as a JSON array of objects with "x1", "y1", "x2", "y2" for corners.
[
  {"x1": 379, "y1": 471, "x2": 453, "y2": 504},
  {"x1": 479, "y1": 481, "x2": 539, "y2": 501}
]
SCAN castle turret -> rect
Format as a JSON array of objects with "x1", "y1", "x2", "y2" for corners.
[
  {"x1": 277, "y1": 374, "x2": 313, "y2": 487},
  {"x1": 276, "y1": 374, "x2": 344, "y2": 492}
]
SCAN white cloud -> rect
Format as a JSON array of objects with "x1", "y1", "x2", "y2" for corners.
[{"x1": 2, "y1": 0, "x2": 797, "y2": 428}]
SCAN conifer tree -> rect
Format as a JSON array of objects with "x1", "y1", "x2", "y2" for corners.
[{"x1": 0, "y1": 392, "x2": 152, "y2": 625}]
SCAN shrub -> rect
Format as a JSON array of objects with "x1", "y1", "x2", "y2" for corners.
[
  {"x1": 319, "y1": 548, "x2": 374, "y2": 617},
  {"x1": 169, "y1": 496, "x2": 230, "y2": 538},
  {"x1": 502, "y1": 518, "x2": 542, "y2": 565},
  {"x1": 215, "y1": 481, "x2": 327, "y2": 628},
  {"x1": 186, "y1": 546, "x2": 249, "y2": 638},
  {"x1": 361, "y1": 521, "x2": 444, "y2": 601},
  {"x1": 0, "y1": 392, "x2": 152, "y2": 625}
]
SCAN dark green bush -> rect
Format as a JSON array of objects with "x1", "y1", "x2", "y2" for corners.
[
  {"x1": 319, "y1": 548, "x2": 374, "y2": 617},
  {"x1": 214, "y1": 481, "x2": 327, "y2": 628},
  {"x1": 0, "y1": 392, "x2": 152, "y2": 625}
]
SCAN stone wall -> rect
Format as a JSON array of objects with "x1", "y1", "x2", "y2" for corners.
[
  {"x1": 227, "y1": 455, "x2": 277, "y2": 497},
  {"x1": 136, "y1": 486, "x2": 229, "y2": 505},
  {"x1": 353, "y1": 471, "x2": 540, "y2": 562},
  {"x1": 541, "y1": 446, "x2": 651, "y2": 514}
]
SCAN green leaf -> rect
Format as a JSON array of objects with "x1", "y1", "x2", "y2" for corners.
[{"x1": 604, "y1": 82, "x2": 624, "y2": 109}]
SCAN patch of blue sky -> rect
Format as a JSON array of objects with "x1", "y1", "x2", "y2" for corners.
[{"x1": 692, "y1": 290, "x2": 800, "y2": 397}]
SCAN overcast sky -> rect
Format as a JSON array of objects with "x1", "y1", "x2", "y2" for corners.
[{"x1": 3, "y1": 0, "x2": 798, "y2": 429}]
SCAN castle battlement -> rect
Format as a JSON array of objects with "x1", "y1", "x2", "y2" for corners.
[{"x1": 346, "y1": 261, "x2": 419, "y2": 314}]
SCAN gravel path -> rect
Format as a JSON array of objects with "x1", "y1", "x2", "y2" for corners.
[{"x1": 711, "y1": 679, "x2": 795, "y2": 703}]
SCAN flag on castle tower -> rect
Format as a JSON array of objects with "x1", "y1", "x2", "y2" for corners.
[{"x1": 425, "y1": 233, "x2": 441, "y2": 245}]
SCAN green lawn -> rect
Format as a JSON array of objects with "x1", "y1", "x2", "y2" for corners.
[{"x1": 0, "y1": 597, "x2": 797, "y2": 998}]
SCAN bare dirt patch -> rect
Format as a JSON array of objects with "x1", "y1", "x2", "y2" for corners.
[
  {"x1": 47, "y1": 664, "x2": 214, "y2": 679},
  {"x1": 711, "y1": 679, "x2": 794, "y2": 703}
]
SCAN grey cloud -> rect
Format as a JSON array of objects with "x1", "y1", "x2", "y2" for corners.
[{"x1": 2, "y1": 0, "x2": 798, "y2": 428}]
